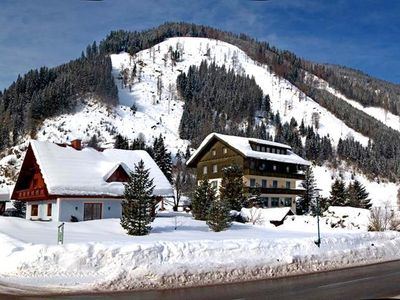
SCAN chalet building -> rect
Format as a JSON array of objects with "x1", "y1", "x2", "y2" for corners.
[
  {"x1": 186, "y1": 133, "x2": 310, "y2": 211},
  {"x1": 12, "y1": 139, "x2": 173, "y2": 222}
]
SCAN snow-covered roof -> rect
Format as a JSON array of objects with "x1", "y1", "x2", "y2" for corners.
[
  {"x1": 0, "y1": 187, "x2": 10, "y2": 202},
  {"x1": 187, "y1": 133, "x2": 310, "y2": 166},
  {"x1": 27, "y1": 140, "x2": 173, "y2": 197}
]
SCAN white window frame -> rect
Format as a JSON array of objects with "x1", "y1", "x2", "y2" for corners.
[
  {"x1": 213, "y1": 164, "x2": 218, "y2": 173},
  {"x1": 203, "y1": 165, "x2": 208, "y2": 175}
]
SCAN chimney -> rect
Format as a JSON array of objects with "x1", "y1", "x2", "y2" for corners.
[{"x1": 71, "y1": 139, "x2": 82, "y2": 150}]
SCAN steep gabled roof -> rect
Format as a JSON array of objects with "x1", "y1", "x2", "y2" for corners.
[
  {"x1": 24, "y1": 140, "x2": 173, "y2": 197},
  {"x1": 187, "y1": 133, "x2": 310, "y2": 167}
]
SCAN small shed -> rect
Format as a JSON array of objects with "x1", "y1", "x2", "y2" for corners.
[
  {"x1": 0, "y1": 187, "x2": 10, "y2": 216},
  {"x1": 257, "y1": 207, "x2": 294, "y2": 226}
]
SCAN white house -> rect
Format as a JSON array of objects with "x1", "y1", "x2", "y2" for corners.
[
  {"x1": 12, "y1": 139, "x2": 173, "y2": 222},
  {"x1": 0, "y1": 187, "x2": 10, "y2": 216}
]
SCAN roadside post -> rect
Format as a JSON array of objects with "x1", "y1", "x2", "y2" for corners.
[
  {"x1": 58, "y1": 222, "x2": 65, "y2": 245},
  {"x1": 314, "y1": 189, "x2": 321, "y2": 248}
]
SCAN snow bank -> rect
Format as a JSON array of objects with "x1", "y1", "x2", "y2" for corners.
[{"x1": 0, "y1": 214, "x2": 400, "y2": 295}]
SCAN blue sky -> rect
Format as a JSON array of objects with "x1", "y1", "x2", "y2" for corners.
[{"x1": 1, "y1": 0, "x2": 399, "y2": 90}]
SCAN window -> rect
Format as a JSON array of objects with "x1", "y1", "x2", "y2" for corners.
[
  {"x1": 267, "y1": 147, "x2": 270, "y2": 153},
  {"x1": 250, "y1": 178, "x2": 256, "y2": 187},
  {"x1": 272, "y1": 180, "x2": 278, "y2": 188},
  {"x1": 256, "y1": 145, "x2": 260, "y2": 151},
  {"x1": 271, "y1": 198, "x2": 279, "y2": 207},
  {"x1": 203, "y1": 165, "x2": 208, "y2": 175},
  {"x1": 261, "y1": 146, "x2": 265, "y2": 152},
  {"x1": 273, "y1": 165, "x2": 277, "y2": 171},
  {"x1": 31, "y1": 204, "x2": 38, "y2": 217},
  {"x1": 286, "y1": 181, "x2": 291, "y2": 189},
  {"x1": 213, "y1": 164, "x2": 218, "y2": 173},
  {"x1": 286, "y1": 166, "x2": 290, "y2": 173},
  {"x1": 261, "y1": 179, "x2": 267, "y2": 188},
  {"x1": 84, "y1": 203, "x2": 102, "y2": 221},
  {"x1": 223, "y1": 147, "x2": 227, "y2": 154},
  {"x1": 258, "y1": 197, "x2": 269, "y2": 208},
  {"x1": 47, "y1": 203, "x2": 52, "y2": 216},
  {"x1": 272, "y1": 148, "x2": 276, "y2": 153},
  {"x1": 211, "y1": 181, "x2": 218, "y2": 189},
  {"x1": 212, "y1": 149, "x2": 216, "y2": 156},
  {"x1": 284, "y1": 198, "x2": 292, "y2": 207},
  {"x1": 250, "y1": 160, "x2": 255, "y2": 169}
]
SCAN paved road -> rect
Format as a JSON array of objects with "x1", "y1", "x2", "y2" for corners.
[{"x1": 3, "y1": 260, "x2": 400, "y2": 300}]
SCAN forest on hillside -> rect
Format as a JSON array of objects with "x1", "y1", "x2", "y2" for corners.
[
  {"x1": 0, "y1": 42, "x2": 117, "y2": 150},
  {"x1": 1, "y1": 22, "x2": 400, "y2": 180}
]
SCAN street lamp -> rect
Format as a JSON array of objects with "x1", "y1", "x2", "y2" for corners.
[{"x1": 314, "y1": 188, "x2": 322, "y2": 248}]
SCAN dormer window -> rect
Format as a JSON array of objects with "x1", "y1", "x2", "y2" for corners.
[
  {"x1": 273, "y1": 165, "x2": 277, "y2": 171},
  {"x1": 267, "y1": 147, "x2": 270, "y2": 153}
]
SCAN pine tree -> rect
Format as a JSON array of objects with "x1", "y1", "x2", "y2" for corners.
[
  {"x1": 207, "y1": 198, "x2": 231, "y2": 232},
  {"x1": 13, "y1": 200, "x2": 26, "y2": 218},
  {"x1": 299, "y1": 119, "x2": 306, "y2": 135},
  {"x1": 87, "y1": 134, "x2": 99, "y2": 148},
  {"x1": 153, "y1": 134, "x2": 173, "y2": 183},
  {"x1": 121, "y1": 160, "x2": 155, "y2": 236},
  {"x1": 347, "y1": 180, "x2": 371, "y2": 208},
  {"x1": 114, "y1": 134, "x2": 129, "y2": 149},
  {"x1": 329, "y1": 178, "x2": 347, "y2": 206},
  {"x1": 219, "y1": 165, "x2": 245, "y2": 211},
  {"x1": 191, "y1": 179, "x2": 215, "y2": 220},
  {"x1": 297, "y1": 167, "x2": 316, "y2": 214}
]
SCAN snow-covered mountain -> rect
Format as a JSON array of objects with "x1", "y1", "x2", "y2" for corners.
[{"x1": 0, "y1": 37, "x2": 398, "y2": 207}]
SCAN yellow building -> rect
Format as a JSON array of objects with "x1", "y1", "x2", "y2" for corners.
[{"x1": 186, "y1": 133, "x2": 310, "y2": 211}]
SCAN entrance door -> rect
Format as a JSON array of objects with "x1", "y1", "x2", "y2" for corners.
[{"x1": 84, "y1": 203, "x2": 102, "y2": 221}]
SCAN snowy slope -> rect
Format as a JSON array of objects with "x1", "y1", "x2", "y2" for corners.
[
  {"x1": 0, "y1": 37, "x2": 397, "y2": 207},
  {"x1": 307, "y1": 72, "x2": 400, "y2": 132}
]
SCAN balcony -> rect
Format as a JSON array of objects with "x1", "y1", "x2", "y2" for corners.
[
  {"x1": 14, "y1": 188, "x2": 47, "y2": 200},
  {"x1": 245, "y1": 169, "x2": 306, "y2": 180},
  {"x1": 244, "y1": 187, "x2": 305, "y2": 195}
]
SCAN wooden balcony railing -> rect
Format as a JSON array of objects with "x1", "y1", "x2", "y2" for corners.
[
  {"x1": 14, "y1": 188, "x2": 47, "y2": 200},
  {"x1": 244, "y1": 187, "x2": 305, "y2": 195}
]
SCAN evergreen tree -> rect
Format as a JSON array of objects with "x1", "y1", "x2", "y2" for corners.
[
  {"x1": 87, "y1": 134, "x2": 99, "y2": 148},
  {"x1": 219, "y1": 165, "x2": 245, "y2": 211},
  {"x1": 153, "y1": 134, "x2": 173, "y2": 183},
  {"x1": 114, "y1": 134, "x2": 129, "y2": 149},
  {"x1": 329, "y1": 178, "x2": 347, "y2": 206},
  {"x1": 191, "y1": 179, "x2": 216, "y2": 220},
  {"x1": 299, "y1": 119, "x2": 306, "y2": 135},
  {"x1": 13, "y1": 200, "x2": 26, "y2": 218},
  {"x1": 121, "y1": 160, "x2": 155, "y2": 236},
  {"x1": 297, "y1": 167, "x2": 316, "y2": 214},
  {"x1": 207, "y1": 198, "x2": 231, "y2": 232},
  {"x1": 347, "y1": 180, "x2": 371, "y2": 208}
]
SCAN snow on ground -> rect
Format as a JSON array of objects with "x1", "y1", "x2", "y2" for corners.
[
  {"x1": 0, "y1": 212, "x2": 399, "y2": 295},
  {"x1": 313, "y1": 165, "x2": 399, "y2": 208}
]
